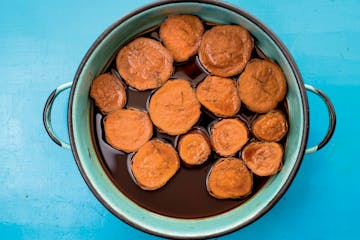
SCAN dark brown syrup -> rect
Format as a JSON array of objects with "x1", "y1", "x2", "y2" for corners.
[{"x1": 90, "y1": 24, "x2": 288, "y2": 219}]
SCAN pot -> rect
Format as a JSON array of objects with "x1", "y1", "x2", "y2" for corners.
[{"x1": 43, "y1": 0, "x2": 336, "y2": 238}]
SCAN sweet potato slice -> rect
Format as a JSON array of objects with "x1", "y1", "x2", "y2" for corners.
[
  {"x1": 90, "y1": 73, "x2": 126, "y2": 114},
  {"x1": 130, "y1": 139, "x2": 180, "y2": 190},
  {"x1": 207, "y1": 157, "x2": 252, "y2": 199},
  {"x1": 242, "y1": 141, "x2": 283, "y2": 176},
  {"x1": 148, "y1": 79, "x2": 201, "y2": 135},
  {"x1": 252, "y1": 110, "x2": 288, "y2": 142},
  {"x1": 210, "y1": 118, "x2": 249, "y2": 157},
  {"x1": 199, "y1": 25, "x2": 254, "y2": 77},
  {"x1": 103, "y1": 108, "x2": 153, "y2": 153},
  {"x1": 196, "y1": 75, "x2": 240, "y2": 117},
  {"x1": 160, "y1": 14, "x2": 204, "y2": 62},
  {"x1": 238, "y1": 59, "x2": 287, "y2": 113},
  {"x1": 116, "y1": 37, "x2": 173, "y2": 90},
  {"x1": 178, "y1": 130, "x2": 211, "y2": 166}
]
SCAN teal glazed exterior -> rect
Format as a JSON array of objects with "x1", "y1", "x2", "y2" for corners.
[{"x1": 43, "y1": 0, "x2": 335, "y2": 239}]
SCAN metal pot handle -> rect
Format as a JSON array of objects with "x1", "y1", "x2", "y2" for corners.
[
  {"x1": 43, "y1": 82, "x2": 73, "y2": 150},
  {"x1": 304, "y1": 84, "x2": 336, "y2": 154}
]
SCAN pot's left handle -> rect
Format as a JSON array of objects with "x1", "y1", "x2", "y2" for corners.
[{"x1": 43, "y1": 82, "x2": 73, "y2": 150}]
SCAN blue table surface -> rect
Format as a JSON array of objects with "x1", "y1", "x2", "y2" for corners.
[{"x1": 1, "y1": 0, "x2": 359, "y2": 239}]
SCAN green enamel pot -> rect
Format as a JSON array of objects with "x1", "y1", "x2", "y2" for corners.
[{"x1": 43, "y1": 0, "x2": 336, "y2": 238}]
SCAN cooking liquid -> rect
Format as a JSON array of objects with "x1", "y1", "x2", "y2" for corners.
[{"x1": 90, "y1": 25, "x2": 287, "y2": 219}]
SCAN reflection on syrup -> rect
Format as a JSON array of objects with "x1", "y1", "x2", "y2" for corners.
[{"x1": 90, "y1": 25, "x2": 287, "y2": 219}]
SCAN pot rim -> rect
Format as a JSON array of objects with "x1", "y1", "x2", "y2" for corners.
[{"x1": 68, "y1": 0, "x2": 309, "y2": 238}]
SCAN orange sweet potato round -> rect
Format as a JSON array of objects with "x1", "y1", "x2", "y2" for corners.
[
  {"x1": 196, "y1": 75, "x2": 240, "y2": 117},
  {"x1": 242, "y1": 141, "x2": 283, "y2": 176},
  {"x1": 116, "y1": 37, "x2": 173, "y2": 90},
  {"x1": 199, "y1": 25, "x2": 253, "y2": 77},
  {"x1": 160, "y1": 14, "x2": 204, "y2": 62},
  {"x1": 90, "y1": 73, "x2": 126, "y2": 114},
  {"x1": 238, "y1": 59, "x2": 287, "y2": 113},
  {"x1": 130, "y1": 139, "x2": 180, "y2": 190},
  {"x1": 210, "y1": 118, "x2": 249, "y2": 157},
  {"x1": 149, "y1": 79, "x2": 201, "y2": 135},
  {"x1": 178, "y1": 130, "x2": 211, "y2": 166},
  {"x1": 207, "y1": 157, "x2": 252, "y2": 199},
  {"x1": 252, "y1": 110, "x2": 288, "y2": 142},
  {"x1": 103, "y1": 108, "x2": 153, "y2": 153}
]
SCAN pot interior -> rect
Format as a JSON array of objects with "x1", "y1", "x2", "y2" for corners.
[{"x1": 69, "y1": 1, "x2": 307, "y2": 238}]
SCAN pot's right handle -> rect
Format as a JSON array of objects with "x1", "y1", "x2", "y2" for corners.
[
  {"x1": 304, "y1": 84, "x2": 336, "y2": 154},
  {"x1": 43, "y1": 82, "x2": 73, "y2": 150}
]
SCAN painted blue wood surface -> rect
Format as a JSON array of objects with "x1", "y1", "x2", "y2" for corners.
[{"x1": 1, "y1": 0, "x2": 359, "y2": 239}]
